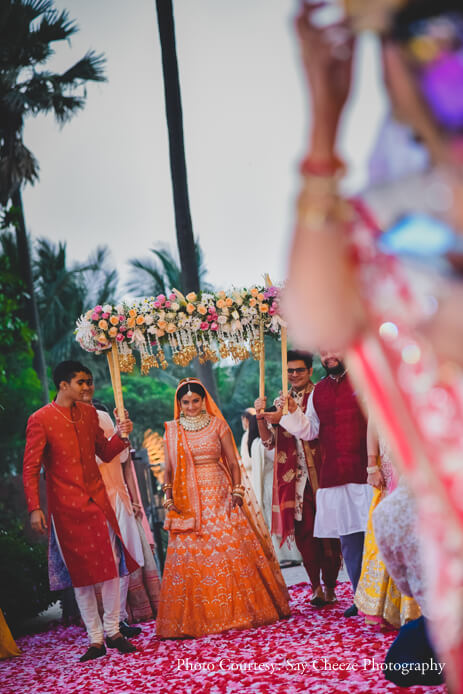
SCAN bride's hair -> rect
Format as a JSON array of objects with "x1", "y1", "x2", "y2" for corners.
[{"x1": 177, "y1": 381, "x2": 206, "y2": 401}]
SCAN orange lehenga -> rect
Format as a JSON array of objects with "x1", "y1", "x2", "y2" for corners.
[{"x1": 156, "y1": 384, "x2": 290, "y2": 639}]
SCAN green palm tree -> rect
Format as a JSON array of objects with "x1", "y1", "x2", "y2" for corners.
[
  {"x1": 127, "y1": 242, "x2": 209, "y2": 297},
  {"x1": 0, "y1": 0, "x2": 106, "y2": 402},
  {"x1": 33, "y1": 240, "x2": 118, "y2": 365}
]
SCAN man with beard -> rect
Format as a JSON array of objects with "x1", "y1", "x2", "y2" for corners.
[
  {"x1": 278, "y1": 351, "x2": 371, "y2": 617},
  {"x1": 255, "y1": 350, "x2": 341, "y2": 607}
]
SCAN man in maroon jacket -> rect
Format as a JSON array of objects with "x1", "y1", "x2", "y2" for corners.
[{"x1": 279, "y1": 351, "x2": 371, "y2": 617}]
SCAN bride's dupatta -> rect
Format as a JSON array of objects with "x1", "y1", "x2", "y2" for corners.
[{"x1": 164, "y1": 379, "x2": 289, "y2": 601}]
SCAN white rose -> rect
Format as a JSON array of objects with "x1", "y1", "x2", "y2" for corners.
[
  {"x1": 144, "y1": 315, "x2": 154, "y2": 325},
  {"x1": 235, "y1": 297, "x2": 243, "y2": 306},
  {"x1": 218, "y1": 315, "x2": 228, "y2": 325},
  {"x1": 103, "y1": 304, "x2": 113, "y2": 314},
  {"x1": 115, "y1": 304, "x2": 124, "y2": 314},
  {"x1": 171, "y1": 302, "x2": 180, "y2": 311},
  {"x1": 148, "y1": 326, "x2": 156, "y2": 334}
]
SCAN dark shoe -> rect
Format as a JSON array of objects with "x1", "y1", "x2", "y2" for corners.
[
  {"x1": 119, "y1": 620, "x2": 142, "y2": 638},
  {"x1": 324, "y1": 589, "x2": 338, "y2": 605},
  {"x1": 310, "y1": 595, "x2": 327, "y2": 607},
  {"x1": 79, "y1": 644, "x2": 106, "y2": 662},
  {"x1": 106, "y1": 634, "x2": 137, "y2": 654},
  {"x1": 343, "y1": 604, "x2": 359, "y2": 617}
]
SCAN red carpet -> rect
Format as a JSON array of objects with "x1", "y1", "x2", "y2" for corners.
[{"x1": 1, "y1": 582, "x2": 448, "y2": 694}]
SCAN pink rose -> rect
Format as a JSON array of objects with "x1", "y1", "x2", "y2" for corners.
[
  {"x1": 153, "y1": 301, "x2": 161, "y2": 309},
  {"x1": 116, "y1": 333, "x2": 124, "y2": 342},
  {"x1": 119, "y1": 326, "x2": 126, "y2": 332},
  {"x1": 165, "y1": 301, "x2": 171, "y2": 308},
  {"x1": 207, "y1": 315, "x2": 213, "y2": 322},
  {"x1": 91, "y1": 313, "x2": 99, "y2": 321},
  {"x1": 102, "y1": 312, "x2": 110, "y2": 319},
  {"x1": 200, "y1": 322, "x2": 209, "y2": 331},
  {"x1": 208, "y1": 306, "x2": 215, "y2": 314},
  {"x1": 156, "y1": 294, "x2": 166, "y2": 303},
  {"x1": 127, "y1": 330, "x2": 133, "y2": 339},
  {"x1": 118, "y1": 315, "x2": 125, "y2": 321},
  {"x1": 94, "y1": 305, "x2": 103, "y2": 313},
  {"x1": 169, "y1": 293, "x2": 176, "y2": 301},
  {"x1": 269, "y1": 306, "x2": 276, "y2": 315},
  {"x1": 210, "y1": 322, "x2": 218, "y2": 331}
]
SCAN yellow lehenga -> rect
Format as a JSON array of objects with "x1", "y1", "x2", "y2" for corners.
[
  {"x1": 156, "y1": 381, "x2": 290, "y2": 639},
  {"x1": 354, "y1": 444, "x2": 421, "y2": 628},
  {"x1": 0, "y1": 609, "x2": 20, "y2": 659}
]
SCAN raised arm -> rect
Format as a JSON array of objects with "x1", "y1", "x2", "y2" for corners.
[
  {"x1": 279, "y1": 390, "x2": 320, "y2": 441},
  {"x1": 220, "y1": 427, "x2": 243, "y2": 508}
]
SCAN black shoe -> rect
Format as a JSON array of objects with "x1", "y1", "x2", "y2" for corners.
[
  {"x1": 79, "y1": 644, "x2": 106, "y2": 662},
  {"x1": 106, "y1": 634, "x2": 137, "y2": 654},
  {"x1": 343, "y1": 604, "x2": 359, "y2": 617},
  {"x1": 119, "y1": 620, "x2": 142, "y2": 638},
  {"x1": 310, "y1": 595, "x2": 327, "y2": 607}
]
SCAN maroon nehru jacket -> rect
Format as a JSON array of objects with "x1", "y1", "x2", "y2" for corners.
[{"x1": 312, "y1": 375, "x2": 367, "y2": 489}]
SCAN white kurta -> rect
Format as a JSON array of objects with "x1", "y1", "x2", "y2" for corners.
[
  {"x1": 96, "y1": 411, "x2": 144, "y2": 567},
  {"x1": 250, "y1": 439, "x2": 301, "y2": 564},
  {"x1": 280, "y1": 390, "x2": 372, "y2": 539}
]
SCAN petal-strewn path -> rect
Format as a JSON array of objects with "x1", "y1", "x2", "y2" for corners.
[{"x1": 1, "y1": 582, "x2": 448, "y2": 694}]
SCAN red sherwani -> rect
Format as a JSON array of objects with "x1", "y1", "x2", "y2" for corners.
[{"x1": 23, "y1": 401, "x2": 139, "y2": 588}]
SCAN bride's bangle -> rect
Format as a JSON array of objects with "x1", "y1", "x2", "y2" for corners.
[
  {"x1": 367, "y1": 466, "x2": 379, "y2": 474},
  {"x1": 163, "y1": 499, "x2": 174, "y2": 509}
]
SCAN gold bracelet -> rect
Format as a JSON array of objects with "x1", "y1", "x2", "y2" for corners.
[
  {"x1": 232, "y1": 490, "x2": 244, "y2": 498},
  {"x1": 163, "y1": 499, "x2": 174, "y2": 509},
  {"x1": 162, "y1": 483, "x2": 172, "y2": 491},
  {"x1": 367, "y1": 466, "x2": 379, "y2": 474}
]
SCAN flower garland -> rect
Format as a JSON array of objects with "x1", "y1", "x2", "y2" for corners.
[{"x1": 75, "y1": 286, "x2": 282, "y2": 374}]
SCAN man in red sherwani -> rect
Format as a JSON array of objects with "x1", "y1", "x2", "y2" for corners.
[
  {"x1": 23, "y1": 361, "x2": 139, "y2": 662},
  {"x1": 255, "y1": 350, "x2": 342, "y2": 607}
]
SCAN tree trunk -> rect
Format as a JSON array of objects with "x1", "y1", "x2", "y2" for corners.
[
  {"x1": 155, "y1": 0, "x2": 218, "y2": 401},
  {"x1": 12, "y1": 188, "x2": 49, "y2": 405}
]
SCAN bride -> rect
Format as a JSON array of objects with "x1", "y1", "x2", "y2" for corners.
[{"x1": 156, "y1": 378, "x2": 290, "y2": 639}]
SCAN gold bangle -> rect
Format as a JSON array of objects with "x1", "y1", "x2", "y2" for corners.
[
  {"x1": 232, "y1": 490, "x2": 244, "y2": 498},
  {"x1": 163, "y1": 499, "x2": 174, "y2": 509},
  {"x1": 367, "y1": 466, "x2": 379, "y2": 474},
  {"x1": 162, "y1": 483, "x2": 172, "y2": 491}
]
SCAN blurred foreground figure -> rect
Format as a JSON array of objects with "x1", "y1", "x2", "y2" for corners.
[{"x1": 285, "y1": 1, "x2": 463, "y2": 690}]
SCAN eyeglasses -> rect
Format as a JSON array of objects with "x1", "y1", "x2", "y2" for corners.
[{"x1": 287, "y1": 368, "x2": 308, "y2": 374}]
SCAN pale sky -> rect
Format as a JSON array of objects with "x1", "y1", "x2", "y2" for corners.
[{"x1": 22, "y1": 0, "x2": 388, "y2": 294}]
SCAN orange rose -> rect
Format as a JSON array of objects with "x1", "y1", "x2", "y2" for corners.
[
  {"x1": 98, "y1": 319, "x2": 108, "y2": 330},
  {"x1": 259, "y1": 304, "x2": 269, "y2": 313},
  {"x1": 127, "y1": 317, "x2": 136, "y2": 328},
  {"x1": 166, "y1": 323, "x2": 176, "y2": 333},
  {"x1": 110, "y1": 315, "x2": 119, "y2": 326},
  {"x1": 136, "y1": 315, "x2": 145, "y2": 325},
  {"x1": 216, "y1": 299, "x2": 225, "y2": 309},
  {"x1": 97, "y1": 333, "x2": 108, "y2": 344},
  {"x1": 156, "y1": 328, "x2": 165, "y2": 338},
  {"x1": 250, "y1": 287, "x2": 259, "y2": 297},
  {"x1": 257, "y1": 293, "x2": 264, "y2": 302},
  {"x1": 129, "y1": 309, "x2": 137, "y2": 318},
  {"x1": 197, "y1": 305, "x2": 207, "y2": 315},
  {"x1": 217, "y1": 290, "x2": 226, "y2": 299},
  {"x1": 186, "y1": 292, "x2": 197, "y2": 302},
  {"x1": 109, "y1": 326, "x2": 118, "y2": 337},
  {"x1": 186, "y1": 303, "x2": 195, "y2": 314},
  {"x1": 158, "y1": 320, "x2": 167, "y2": 330},
  {"x1": 225, "y1": 297, "x2": 233, "y2": 307},
  {"x1": 249, "y1": 298, "x2": 257, "y2": 307}
]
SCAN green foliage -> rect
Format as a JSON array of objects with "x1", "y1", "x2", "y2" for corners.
[
  {"x1": 96, "y1": 373, "x2": 177, "y2": 448},
  {"x1": 0, "y1": 525, "x2": 54, "y2": 629}
]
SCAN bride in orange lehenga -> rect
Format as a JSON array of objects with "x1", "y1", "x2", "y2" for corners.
[{"x1": 156, "y1": 379, "x2": 290, "y2": 639}]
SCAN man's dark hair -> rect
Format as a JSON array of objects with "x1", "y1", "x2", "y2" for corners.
[
  {"x1": 287, "y1": 350, "x2": 313, "y2": 370},
  {"x1": 52, "y1": 360, "x2": 92, "y2": 390},
  {"x1": 92, "y1": 399, "x2": 109, "y2": 414}
]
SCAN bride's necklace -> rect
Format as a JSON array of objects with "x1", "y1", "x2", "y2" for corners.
[
  {"x1": 180, "y1": 412, "x2": 211, "y2": 432},
  {"x1": 51, "y1": 401, "x2": 82, "y2": 424}
]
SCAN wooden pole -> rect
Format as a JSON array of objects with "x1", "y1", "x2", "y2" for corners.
[
  {"x1": 259, "y1": 321, "x2": 265, "y2": 409},
  {"x1": 281, "y1": 325, "x2": 288, "y2": 414},
  {"x1": 106, "y1": 341, "x2": 127, "y2": 437}
]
